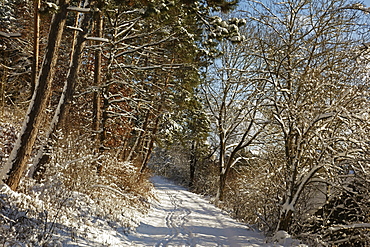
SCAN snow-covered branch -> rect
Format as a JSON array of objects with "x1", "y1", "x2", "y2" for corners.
[{"x1": 329, "y1": 223, "x2": 370, "y2": 232}]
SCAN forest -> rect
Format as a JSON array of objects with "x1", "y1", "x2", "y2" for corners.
[{"x1": 1, "y1": 0, "x2": 370, "y2": 245}]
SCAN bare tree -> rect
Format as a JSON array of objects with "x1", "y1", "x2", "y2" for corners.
[
  {"x1": 201, "y1": 27, "x2": 268, "y2": 201},
  {"x1": 246, "y1": 0, "x2": 370, "y2": 233}
]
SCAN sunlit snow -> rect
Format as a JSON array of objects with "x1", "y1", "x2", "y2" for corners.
[
  {"x1": 125, "y1": 177, "x2": 304, "y2": 247},
  {"x1": 1, "y1": 175, "x2": 305, "y2": 246}
]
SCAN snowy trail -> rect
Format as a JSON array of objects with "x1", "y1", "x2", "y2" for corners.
[{"x1": 126, "y1": 176, "x2": 270, "y2": 247}]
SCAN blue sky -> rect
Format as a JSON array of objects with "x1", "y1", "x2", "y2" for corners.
[{"x1": 363, "y1": 0, "x2": 370, "y2": 7}]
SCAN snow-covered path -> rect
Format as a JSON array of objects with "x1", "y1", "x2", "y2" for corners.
[{"x1": 126, "y1": 176, "x2": 269, "y2": 247}]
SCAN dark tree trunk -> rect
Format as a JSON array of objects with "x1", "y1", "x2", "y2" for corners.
[
  {"x1": 140, "y1": 113, "x2": 160, "y2": 173},
  {"x1": 31, "y1": 0, "x2": 40, "y2": 95},
  {"x1": 4, "y1": 0, "x2": 70, "y2": 190},
  {"x1": 92, "y1": 6, "x2": 104, "y2": 174},
  {"x1": 217, "y1": 170, "x2": 227, "y2": 201},
  {"x1": 92, "y1": 6, "x2": 103, "y2": 141},
  {"x1": 31, "y1": 10, "x2": 91, "y2": 180},
  {"x1": 125, "y1": 110, "x2": 149, "y2": 163},
  {"x1": 189, "y1": 140, "x2": 197, "y2": 188},
  {"x1": 99, "y1": 86, "x2": 109, "y2": 149},
  {"x1": 277, "y1": 209, "x2": 293, "y2": 232}
]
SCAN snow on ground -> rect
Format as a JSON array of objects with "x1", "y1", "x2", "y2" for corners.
[
  {"x1": 126, "y1": 176, "x2": 305, "y2": 247},
  {"x1": 126, "y1": 176, "x2": 267, "y2": 246},
  {"x1": 61, "y1": 176, "x2": 304, "y2": 246},
  {"x1": 1, "y1": 176, "x2": 305, "y2": 246}
]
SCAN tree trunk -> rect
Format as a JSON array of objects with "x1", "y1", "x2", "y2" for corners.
[
  {"x1": 92, "y1": 5, "x2": 104, "y2": 174},
  {"x1": 31, "y1": 0, "x2": 40, "y2": 95},
  {"x1": 277, "y1": 209, "x2": 293, "y2": 232},
  {"x1": 1, "y1": 0, "x2": 70, "y2": 190},
  {"x1": 216, "y1": 169, "x2": 227, "y2": 201},
  {"x1": 125, "y1": 110, "x2": 149, "y2": 163},
  {"x1": 275, "y1": 164, "x2": 324, "y2": 232},
  {"x1": 97, "y1": 25, "x2": 117, "y2": 170},
  {"x1": 31, "y1": 9, "x2": 91, "y2": 180},
  {"x1": 0, "y1": 58, "x2": 7, "y2": 116},
  {"x1": 92, "y1": 6, "x2": 103, "y2": 142},
  {"x1": 140, "y1": 112, "x2": 160, "y2": 172},
  {"x1": 216, "y1": 136, "x2": 227, "y2": 201},
  {"x1": 99, "y1": 86, "x2": 109, "y2": 148},
  {"x1": 189, "y1": 140, "x2": 196, "y2": 188}
]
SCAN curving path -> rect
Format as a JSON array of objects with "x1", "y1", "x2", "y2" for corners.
[{"x1": 126, "y1": 176, "x2": 270, "y2": 247}]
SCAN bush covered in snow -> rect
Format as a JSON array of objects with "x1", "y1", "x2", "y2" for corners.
[
  {"x1": 297, "y1": 177, "x2": 370, "y2": 246},
  {"x1": 0, "y1": 126, "x2": 155, "y2": 246}
]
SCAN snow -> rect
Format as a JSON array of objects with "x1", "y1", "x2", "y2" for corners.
[
  {"x1": 1, "y1": 175, "x2": 306, "y2": 246},
  {"x1": 0, "y1": 115, "x2": 29, "y2": 182},
  {"x1": 271, "y1": 231, "x2": 305, "y2": 246},
  {"x1": 126, "y1": 176, "x2": 304, "y2": 246}
]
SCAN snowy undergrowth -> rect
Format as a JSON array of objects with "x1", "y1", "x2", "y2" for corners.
[
  {"x1": 0, "y1": 179, "x2": 144, "y2": 246},
  {"x1": 0, "y1": 127, "x2": 155, "y2": 246},
  {"x1": 0, "y1": 179, "x2": 136, "y2": 246}
]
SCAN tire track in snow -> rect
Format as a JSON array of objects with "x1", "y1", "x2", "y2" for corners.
[
  {"x1": 155, "y1": 190, "x2": 195, "y2": 247},
  {"x1": 176, "y1": 188, "x2": 242, "y2": 246},
  {"x1": 127, "y1": 176, "x2": 269, "y2": 247},
  {"x1": 156, "y1": 179, "x2": 265, "y2": 246}
]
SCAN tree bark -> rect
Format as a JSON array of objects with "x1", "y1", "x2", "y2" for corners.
[
  {"x1": 31, "y1": 10, "x2": 91, "y2": 180},
  {"x1": 31, "y1": 0, "x2": 40, "y2": 95},
  {"x1": 140, "y1": 113, "x2": 160, "y2": 173},
  {"x1": 98, "y1": 22, "x2": 116, "y2": 170},
  {"x1": 277, "y1": 209, "x2": 293, "y2": 232},
  {"x1": 217, "y1": 169, "x2": 227, "y2": 201},
  {"x1": 92, "y1": 6, "x2": 103, "y2": 142},
  {"x1": 189, "y1": 140, "x2": 197, "y2": 188},
  {"x1": 216, "y1": 129, "x2": 227, "y2": 201},
  {"x1": 125, "y1": 111, "x2": 149, "y2": 163},
  {"x1": 92, "y1": 6, "x2": 104, "y2": 174},
  {"x1": 1, "y1": 0, "x2": 70, "y2": 190}
]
